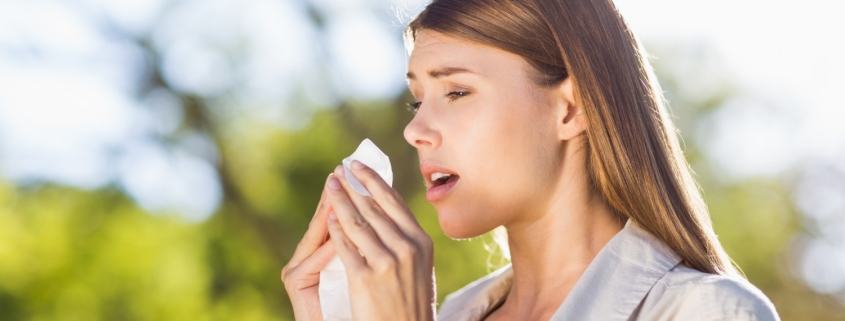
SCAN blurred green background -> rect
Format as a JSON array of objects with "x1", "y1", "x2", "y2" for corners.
[{"x1": 1, "y1": 0, "x2": 844, "y2": 320}]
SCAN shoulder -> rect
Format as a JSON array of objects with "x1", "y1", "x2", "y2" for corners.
[
  {"x1": 437, "y1": 265, "x2": 513, "y2": 321},
  {"x1": 636, "y1": 264, "x2": 780, "y2": 321}
]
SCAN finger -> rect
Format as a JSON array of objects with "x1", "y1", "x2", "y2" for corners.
[
  {"x1": 294, "y1": 239, "x2": 336, "y2": 274},
  {"x1": 282, "y1": 239, "x2": 336, "y2": 286},
  {"x1": 288, "y1": 175, "x2": 335, "y2": 267},
  {"x1": 346, "y1": 160, "x2": 423, "y2": 235},
  {"x1": 333, "y1": 165, "x2": 412, "y2": 247},
  {"x1": 327, "y1": 213, "x2": 367, "y2": 271},
  {"x1": 326, "y1": 173, "x2": 394, "y2": 263},
  {"x1": 309, "y1": 188, "x2": 331, "y2": 225}
]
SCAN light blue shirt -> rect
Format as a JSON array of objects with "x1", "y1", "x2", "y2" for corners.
[{"x1": 436, "y1": 220, "x2": 780, "y2": 321}]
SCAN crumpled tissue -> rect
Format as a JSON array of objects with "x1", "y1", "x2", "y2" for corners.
[{"x1": 319, "y1": 138, "x2": 393, "y2": 321}]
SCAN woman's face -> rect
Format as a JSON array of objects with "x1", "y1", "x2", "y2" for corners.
[{"x1": 405, "y1": 30, "x2": 567, "y2": 239}]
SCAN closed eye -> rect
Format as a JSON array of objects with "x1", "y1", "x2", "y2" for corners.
[
  {"x1": 446, "y1": 91, "x2": 470, "y2": 102},
  {"x1": 406, "y1": 90, "x2": 470, "y2": 114},
  {"x1": 406, "y1": 101, "x2": 422, "y2": 114}
]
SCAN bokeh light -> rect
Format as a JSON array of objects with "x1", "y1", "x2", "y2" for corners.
[{"x1": 0, "y1": 0, "x2": 842, "y2": 320}]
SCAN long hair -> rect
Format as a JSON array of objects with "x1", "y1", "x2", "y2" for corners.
[{"x1": 405, "y1": 0, "x2": 740, "y2": 276}]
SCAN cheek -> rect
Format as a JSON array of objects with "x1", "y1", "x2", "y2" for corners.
[
  {"x1": 472, "y1": 94, "x2": 556, "y2": 189},
  {"x1": 436, "y1": 94, "x2": 558, "y2": 237}
]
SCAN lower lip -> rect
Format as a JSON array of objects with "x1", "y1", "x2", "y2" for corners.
[{"x1": 426, "y1": 178, "x2": 458, "y2": 202}]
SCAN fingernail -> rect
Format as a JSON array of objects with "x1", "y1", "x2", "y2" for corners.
[
  {"x1": 327, "y1": 175, "x2": 341, "y2": 190},
  {"x1": 351, "y1": 160, "x2": 366, "y2": 170},
  {"x1": 335, "y1": 165, "x2": 345, "y2": 176},
  {"x1": 329, "y1": 213, "x2": 337, "y2": 221}
]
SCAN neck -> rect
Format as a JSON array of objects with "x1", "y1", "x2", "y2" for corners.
[{"x1": 496, "y1": 143, "x2": 624, "y2": 320}]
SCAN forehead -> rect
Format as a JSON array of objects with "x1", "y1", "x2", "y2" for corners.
[{"x1": 407, "y1": 30, "x2": 526, "y2": 79}]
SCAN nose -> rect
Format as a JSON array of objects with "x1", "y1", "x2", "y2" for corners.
[{"x1": 404, "y1": 110, "x2": 441, "y2": 150}]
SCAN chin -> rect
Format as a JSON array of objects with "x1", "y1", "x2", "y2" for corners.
[{"x1": 435, "y1": 206, "x2": 492, "y2": 239}]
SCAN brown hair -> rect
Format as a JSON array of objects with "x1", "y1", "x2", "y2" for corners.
[{"x1": 406, "y1": 0, "x2": 740, "y2": 276}]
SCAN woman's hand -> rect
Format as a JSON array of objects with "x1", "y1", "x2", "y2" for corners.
[
  {"x1": 281, "y1": 184, "x2": 338, "y2": 321},
  {"x1": 325, "y1": 161, "x2": 435, "y2": 321}
]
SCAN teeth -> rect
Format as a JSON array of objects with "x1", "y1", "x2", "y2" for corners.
[{"x1": 431, "y1": 172, "x2": 452, "y2": 182}]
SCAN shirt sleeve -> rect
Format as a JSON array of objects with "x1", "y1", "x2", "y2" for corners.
[{"x1": 635, "y1": 267, "x2": 781, "y2": 321}]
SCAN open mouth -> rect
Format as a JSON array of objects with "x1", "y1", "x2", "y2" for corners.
[
  {"x1": 426, "y1": 171, "x2": 459, "y2": 202},
  {"x1": 430, "y1": 172, "x2": 460, "y2": 188},
  {"x1": 420, "y1": 162, "x2": 460, "y2": 202}
]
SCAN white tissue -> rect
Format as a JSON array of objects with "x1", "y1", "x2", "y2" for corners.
[
  {"x1": 319, "y1": 138, "x2": 393, "y2": 321},
  {"x1": 341, "y1": 139, "x2": 393, "y2": 196},
  {"x1": 319, "y1": 256, "x2": 352, "y2": 321}
]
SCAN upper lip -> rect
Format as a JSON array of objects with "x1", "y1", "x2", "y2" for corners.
[{"x1": 420, "y1": 160, "x2": 459, "y2": 189}]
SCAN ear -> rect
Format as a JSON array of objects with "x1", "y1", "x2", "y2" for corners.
[{"x1": 554, "y1": 77, "x2": 586, "y2": 141}]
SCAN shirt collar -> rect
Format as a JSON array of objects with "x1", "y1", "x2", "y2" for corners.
[{"x1": 436, "y1": 219, "x2": 683, "y2": 321}]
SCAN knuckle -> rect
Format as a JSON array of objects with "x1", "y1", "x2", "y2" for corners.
[
  {"x1": 373, "y1": 256, "x2": 397, "y2": 274},
  {"x1": 307, "y1": 216, "x2": 322, "y2": 229},
  {"x1": 281, "y1": 265, "x2": 293, "y2": 282},
  {"x1": 300, "y1": 232, "x2": 315, "y2": 245},
  {"x1": 350, "y1": 271, "x2": 372, "y2": 287},
  {"x1": 341, "y1": 235, "x2": 356, "y2": 249},
  {"x1": 387, "y1": 190, "x2": 407, "y2": 208},
  {"x1": 294, "y1": 238, "x2": 313, "y2": 253},
  {"x1": 393, "y1": 240, "x2": 418, "y2": 260},
  {"x1": 417, "y1": 234, "x2": 434, "y2": 251},
  {"x1": 364, "y1": 202, "x2": 384, "y2": 218},
  {"x1": 410, "y1": 234, "x2": 434, "y2": 258},
  {"x1": 391, "y1": 190, "x2": 405, "y2": 203},
  {"x1": 352, "y1": 215, "x2": 370, "y2": 230}
]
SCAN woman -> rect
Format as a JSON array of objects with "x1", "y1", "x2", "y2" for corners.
[{"x1": 281, "y1": 0, "x2": 781, "y2": 320}]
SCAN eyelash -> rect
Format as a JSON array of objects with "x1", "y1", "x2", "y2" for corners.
[{"x1": 406, "y1": 90, "x2": 470, "y2": 114}]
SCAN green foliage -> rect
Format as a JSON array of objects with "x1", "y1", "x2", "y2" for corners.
[
  {"x1": 0, "y1": 46, "x2": 842, "y2": 320},
  {"x1": 0, "y1": 105, "x2": 499, "y2": 320}
]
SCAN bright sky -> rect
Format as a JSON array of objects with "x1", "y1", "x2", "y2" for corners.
[
  {"x1": 616, "y1": 0, "x2": 845, "y2": 173},
  {"x1": 0, "y1": 0, "x2": 840, "y2": 199}
]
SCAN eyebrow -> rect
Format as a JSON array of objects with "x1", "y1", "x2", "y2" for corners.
[{"x1": 406, "y1": 67, "x2": 478, "y2": 81}]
